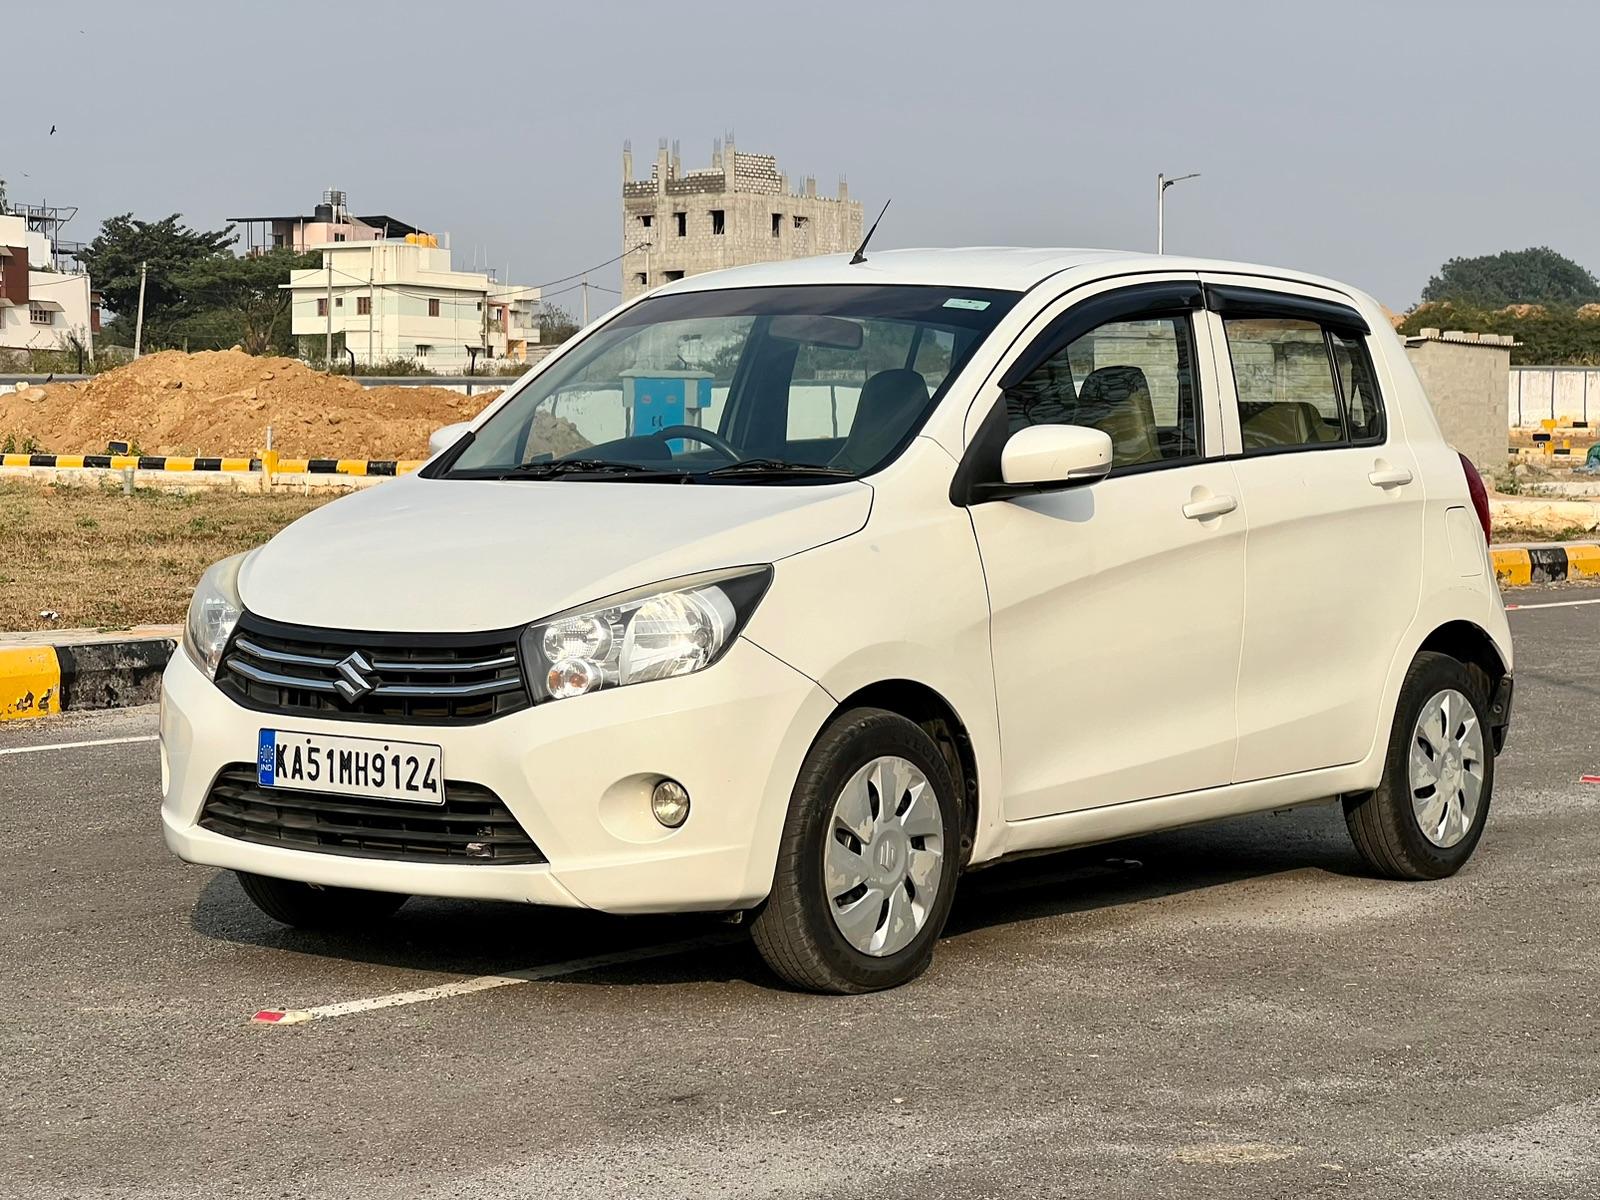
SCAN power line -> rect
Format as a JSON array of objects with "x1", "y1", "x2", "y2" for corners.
[{"x1": 315, "y1": 242, "x2": 651, "y2": 302}]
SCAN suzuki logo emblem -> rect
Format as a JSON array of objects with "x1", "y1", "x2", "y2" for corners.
[
  {"x1": 876, "y1": 839, "x2": 899, "y2": 873},
  {"x1": 333, "y1": 651, "x2": 377, "y2": 704}
]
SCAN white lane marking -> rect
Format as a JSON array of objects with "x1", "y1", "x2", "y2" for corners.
[
  {"x1": 0, "y1": 734, "x2": 158, "y2": 758},
  {"x1": 252, "y1": 932, "x2": 740, "y2": 1025},
  {"x1": 1505, "y1": 597, "x2": 1600, "y2": 611}
]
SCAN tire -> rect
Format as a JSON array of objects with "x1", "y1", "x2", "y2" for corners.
[
  {"x1": 751, "y1": 707, "x2": 962, "y2": 994},
  {"x1": 1343, "y1": 651, "x2": 1495, "y2": 881},
  {"x1": 236, "y1": 871, "x2": 408, "y2": 929}
]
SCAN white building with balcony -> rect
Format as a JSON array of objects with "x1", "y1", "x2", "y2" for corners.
[
  {"x1": 0, "y1": 212, "x2": 97, "y2": 355},
  {"x1": 285, "y1": 238, "x2": 538, "y2": 372}
]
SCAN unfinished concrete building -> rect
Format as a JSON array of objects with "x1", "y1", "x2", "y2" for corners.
[{"x1": 621, "y1": 135, "x2": 864, "y2": 301}]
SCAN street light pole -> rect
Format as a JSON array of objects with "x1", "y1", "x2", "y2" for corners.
[
  {"x1": 1156, "y1": 171, "x2": 1201, "y2": 254},
  {"x1": 132, "y1": 261, "x2": 148, "y2": 358}
]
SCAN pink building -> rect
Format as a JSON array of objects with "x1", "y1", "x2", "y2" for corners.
[{"x1": 231, "y1": 188, "x2": 427, "y2": 256}]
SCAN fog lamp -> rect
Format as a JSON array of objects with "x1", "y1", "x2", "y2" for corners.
[{"x1": 651, "y1": 779, "x2": 690, "y2": 828}]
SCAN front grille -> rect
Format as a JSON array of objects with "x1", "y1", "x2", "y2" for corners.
[
  {"x1": 199, "y1": 764, "x2": 546, "y2": 865},
  {"x1": 217, "y1": 613, "x2": 529, "y2": 725}
]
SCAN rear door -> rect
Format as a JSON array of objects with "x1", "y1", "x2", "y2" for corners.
[
  {"x1": 1200, "y1": 277, "x2": 1423, "y2": 781},
  {"x1": 965, "y1": 277, "x2": 1246, "y2": 820}
]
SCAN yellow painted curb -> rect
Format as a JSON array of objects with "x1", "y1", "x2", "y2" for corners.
[
  {"x1": 1566, "y1": 544, "x2": 1600, "y2": 579},
  {"x1": 336, "y1": 459, "x2": 368, "y2": 476},
  {"x1": 0, "y1": 646, "x2": 61, "y2": 722},
  {"x1": 1491, "y1": 548, "x2": 1531, "y2": 587}
]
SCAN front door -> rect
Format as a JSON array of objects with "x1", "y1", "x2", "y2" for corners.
[{"x1": 966, "y1": 280, "x2": 1246, "y2": 821}]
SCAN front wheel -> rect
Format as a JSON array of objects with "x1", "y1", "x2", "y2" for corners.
[
  {"x1": 236, "y1": 871, "x2": 408, "y2": 929},
  {"x1": 1343, "y1": 652, "x2": 1495, "y2": 880},
  {"x1": 751, "y1": 708, "x2": 961, "y2": 993}
]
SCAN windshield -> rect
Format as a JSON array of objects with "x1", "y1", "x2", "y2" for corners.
[{"x1": 442, "y1": 284, "x2": 1018, "y2": 483}]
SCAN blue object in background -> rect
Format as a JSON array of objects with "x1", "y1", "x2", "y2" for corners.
[
  {"x1": 622, "y1": 371, "x2": 715, "y2": 446},
  {"x1": 632, "y1": 376, "x2": 687, "y2": 437}
]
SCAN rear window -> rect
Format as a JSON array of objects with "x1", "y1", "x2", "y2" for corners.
[{"x1": 1221, "y1": 317, "x2": 1385, "y2": 452}]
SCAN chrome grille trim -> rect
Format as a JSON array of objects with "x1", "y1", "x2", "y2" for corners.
[{"x1": 217, "y1": 613, "x2": 531, "y2": 725}]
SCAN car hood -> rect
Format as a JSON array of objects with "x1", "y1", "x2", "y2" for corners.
[{"x1": 238, "y1": 474, "x2": 873, "y2": 632}]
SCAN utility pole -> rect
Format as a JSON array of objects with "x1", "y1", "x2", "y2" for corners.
[
  {"x1": 581, "y1": 278, "x2": 589, "y2": 327},
  {"x1": 367, "y1": 266, "x2": 375, "y2": 366},
  {"x1": 1156, "y1": 172, "x2": 1200, "y2": 255},
  {"x1": 324, "y1": 260, "x2": 334, "y2": 366},
  {"x1": 132, "y1": 261, "x2": 148, "y2": 358},
  {"x1": 482, "y1": 284, "x2": 492, "y2": 363}
]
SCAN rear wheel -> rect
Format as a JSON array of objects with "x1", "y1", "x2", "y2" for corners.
[
  {"x1": 1343, "y1": 652, "x2": 1494, "y2": 880},
  {"x1": 751, "y1": 708, "x2": 961, "y2": 993},
  {"x1": 236, "y1": 871, "x2": 408, "y2": 929}
]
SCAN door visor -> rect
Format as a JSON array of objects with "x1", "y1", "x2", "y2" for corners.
[{"x1": 1202, "y1": 284, "x2": 1369, "y2": 336}]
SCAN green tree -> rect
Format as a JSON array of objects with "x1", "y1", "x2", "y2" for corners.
[
  {"x1": 1421, "y1": 247, "x2": 1600, "y2": 308},
  {"x1": 76, "y1": 213, "x2": 237, "y2": 341},
  {"x1": 538, "y1": 302, "x2": 581, "y2": 345},
  {"x1": 1396, "y1": 301, "x2": 1600, "y2": 365},
  {"x1": 172, "y1": 248, "x2": 318, "y2": 354}
]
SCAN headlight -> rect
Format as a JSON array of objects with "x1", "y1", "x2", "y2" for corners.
[
  {"x1": 182, "y1": 553, "x2": 247, "y2": 679},
  {"x1": 522, "y1": 566, "x2": 772, "y2": 701}
]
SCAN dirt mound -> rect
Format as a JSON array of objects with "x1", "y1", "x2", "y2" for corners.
[{"x1": 0, "y1": 348, "x2": 542, "y2": 460}]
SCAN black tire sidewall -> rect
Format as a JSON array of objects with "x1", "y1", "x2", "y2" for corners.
[
  {"x1": 236, "y1": 871, "x2": 406, "y2": 927},
  {"x1": 1382, "y1": 653, "x2": 1496, "y2": 876},
  {"x1": 779, "y1": 710, "x2": 962, "y2": 991}
]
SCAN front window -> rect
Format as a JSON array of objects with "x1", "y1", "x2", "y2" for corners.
[{"x1": 442, "y1": 285, "x2": 1018, "y2": 484}]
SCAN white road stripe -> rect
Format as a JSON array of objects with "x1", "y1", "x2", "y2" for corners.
[
  {"x1": 253, "y1": 932, "x2": 740, "y2": 1025},
  {"x1": 0, "y1": 734, "x2": 158, "y2": 757},
  {"x1": 1505, "y1": 597, "x2": 1600, "y2": 612}
]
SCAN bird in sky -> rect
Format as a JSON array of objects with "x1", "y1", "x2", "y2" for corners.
[{"x1": 49, "y1": 125, "x2": 56, "y2": 135}]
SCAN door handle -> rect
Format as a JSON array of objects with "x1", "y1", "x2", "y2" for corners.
[
  {"x1": 1182, "y1": 493, "x2": 1238, "y2": 520},
  {"x1": 1368, "y1": 467, "x2": 1413, "y2": 488}
]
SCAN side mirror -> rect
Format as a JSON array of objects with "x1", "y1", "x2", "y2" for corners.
[
  {"x1": 1000, "y1": 424, "x2": 1114, "y2": 488},
  {"x1": 428, "y1": 422, "x2": 472, "y2": 457}
]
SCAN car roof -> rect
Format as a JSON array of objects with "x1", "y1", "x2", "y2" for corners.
[{"x1": 655, "y1": 247, "x2": 1365, "y2": 302}]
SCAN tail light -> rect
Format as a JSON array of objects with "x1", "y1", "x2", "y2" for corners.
[{"x1": 1458, "y1": 452, "x2": 1491, "y2": 542}]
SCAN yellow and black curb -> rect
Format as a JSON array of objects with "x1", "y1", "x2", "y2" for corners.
[
  {"x1": 0, "y1": 637, "x2": 175, "y2": 722},
  {"x1": 1491, "y1": 543, "x2": 1600, "y2": 587},
  {"x1": 0, "y1": 453, "x2": 423, "y2": 476}
]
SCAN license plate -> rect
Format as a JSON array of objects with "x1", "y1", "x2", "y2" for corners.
[{"x1": 257, "y1": 729, "x2": 444, "y2": 805}]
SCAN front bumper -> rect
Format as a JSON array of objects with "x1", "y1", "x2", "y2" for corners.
[{"x1": 160, "y1": 637, "x2": 834, "y2": 913}]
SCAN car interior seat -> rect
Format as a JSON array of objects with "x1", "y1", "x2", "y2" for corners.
[
  {"x1": 1241, "y1": 401, "x2": 1335, "y2": 450},
  {"x1": 831, "y1": 368, "x2": 931, "y2": 473},
  {"x1": 1075, "y1": 366, "x2": 1163, "y2": 466}
]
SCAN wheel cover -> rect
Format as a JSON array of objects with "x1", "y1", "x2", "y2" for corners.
[
  {"x1": 823, "y1": 756, "x2": 946, "y2": 957},
  {"x1": 1408, "y1": 688, "x2": 1486, "y2": 849}
]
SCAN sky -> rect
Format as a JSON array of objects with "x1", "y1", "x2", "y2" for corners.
[{"x1": 8, "y1": 0, "x2": 1598, "y2": 314}]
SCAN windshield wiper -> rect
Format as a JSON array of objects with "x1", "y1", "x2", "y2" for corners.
[
  {"x1": 696, "y1": 458, "x2": 857, "y2": 481},
  {"x1": 484, "y1": 458, "x2": 691, "y2": 482}
]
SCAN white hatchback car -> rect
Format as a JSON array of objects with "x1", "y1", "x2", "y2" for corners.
[{"x1": 162, "y1": 248, "x2": 1513, "y2": 993}]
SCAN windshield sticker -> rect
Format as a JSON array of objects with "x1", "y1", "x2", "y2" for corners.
[{"x1": 943, "y1": 298, "x2": 991, "y2": 311}]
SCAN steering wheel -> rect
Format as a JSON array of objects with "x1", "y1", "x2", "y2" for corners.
[{"x1": 651, "y1": 424, "x2": 742, "y2": 462}]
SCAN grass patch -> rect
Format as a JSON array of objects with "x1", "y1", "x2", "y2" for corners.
[
  {"x1": 0, "y1": 480, "x2": 336, "y2": 631},
  {"x1": 1492, "y1": 523, "x2": 1596, "y2": 544}
]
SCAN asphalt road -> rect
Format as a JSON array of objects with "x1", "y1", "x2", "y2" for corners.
[{"x1": 3, "y1": 583, "x2": 1598, "y2": 1199}]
